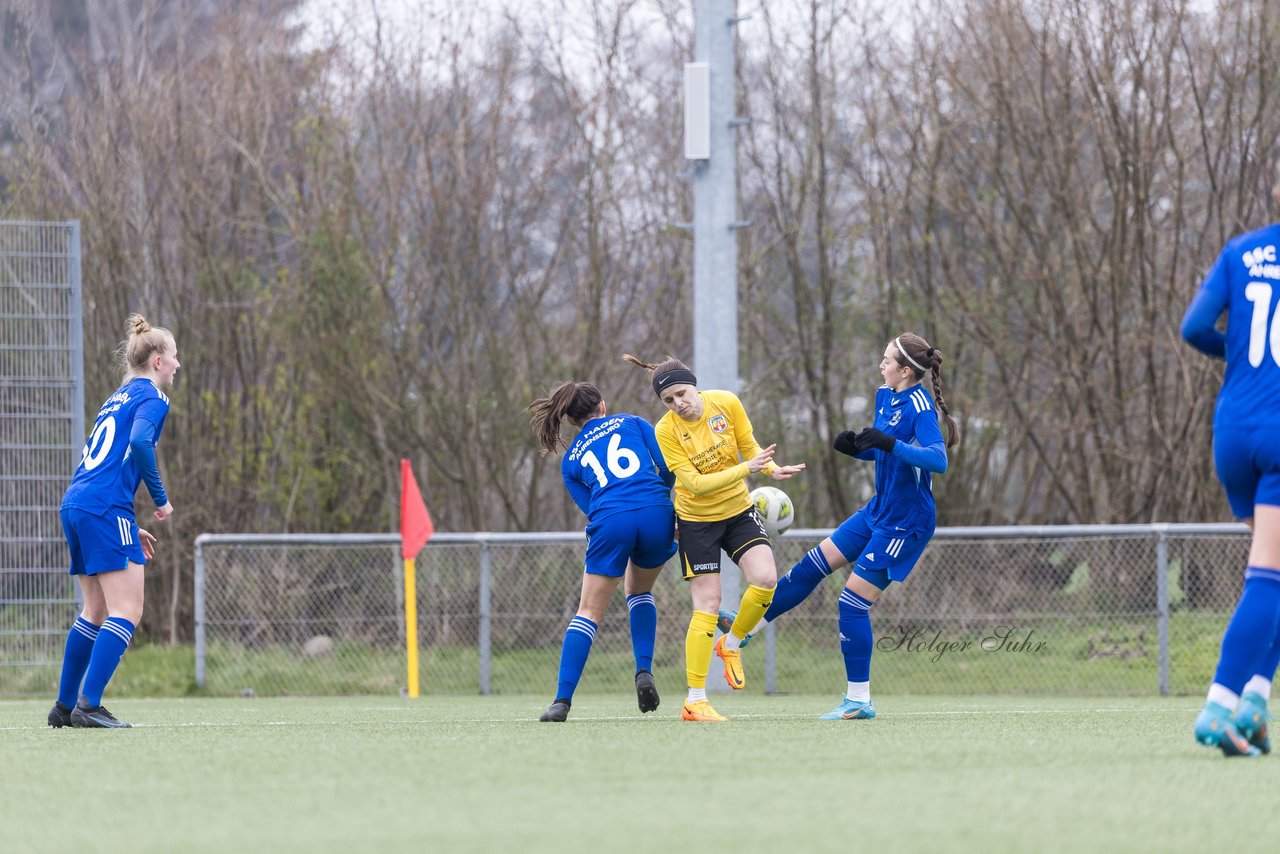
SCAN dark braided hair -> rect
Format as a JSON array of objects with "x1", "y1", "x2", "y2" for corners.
[{"x1": 894, "y1": 332, "x2": 961, "y2": 449}]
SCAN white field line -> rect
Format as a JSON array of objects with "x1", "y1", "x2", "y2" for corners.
[{"x1": 0, "y1": 705, "x2": 1203, "y2": 731}]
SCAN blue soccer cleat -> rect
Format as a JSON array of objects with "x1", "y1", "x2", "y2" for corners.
[
  {"x1": 1232, "y1": 691, "x2": 1272, "y2": 755},
  {"x1": 1194, "y1": 701, "x2": 1259, "y2": 757},
  {"x1": 818, "y1": 698, "x2": 876, "y2": 721},
  {"x1": 715, "y1": 609, "x2": 753, "y2": 649}
]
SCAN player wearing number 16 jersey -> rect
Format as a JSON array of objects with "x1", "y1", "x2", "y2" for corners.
[
  {"x1": 1182, "y1": 198, "x2": 1280, "y2": 757},
  {"x1": 49, "y1": 314, "x2": 179, "y2": 730},
  {"x1": 527, "y1": 382, "x2": 677, "y2": 722}
]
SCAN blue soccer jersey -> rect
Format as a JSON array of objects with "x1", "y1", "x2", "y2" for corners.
[
  {"x1": 1182, "y1": 222, "x2": 1280, "y2": 427},
  {"x1": 62, "y1": 377, "x2": 170, "y2": 516},
  {"x1": 860, "y1": 384, "x2": 947, "y2": 536},
  {"x1": 562, "y1": 414, "x2": 675, "y2": 522}
]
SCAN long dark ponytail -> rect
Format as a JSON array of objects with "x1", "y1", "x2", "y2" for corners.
[{"x1": 527, "y1": 382, "x2": 604, "y2": 454}]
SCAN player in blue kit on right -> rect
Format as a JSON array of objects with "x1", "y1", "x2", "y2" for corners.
[
  {"x1": 719, "y1": 333, "x2": 960, "y2": 720},
  {"x1": 1182, "y1": 173, "x2": 1280, "y2": 757},
  {"x1": 527, "y1": 381, "x2": 678, "y2": 722},
  {"x1": 48, "y1": 314, "x2": 178, "y2": 729}
]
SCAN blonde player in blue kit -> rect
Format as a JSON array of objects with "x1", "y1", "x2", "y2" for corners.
[
  {"x1": 48, "y1": 314, "x2": 178, "y2": 729},
  {"x1": 528, "y1": 381, "x2": 678, "y2": 722},
  {"x1": 1181, "y1": 170, "x2": 1280, "y2": 757},
  {"x1": 719, "y1": 333, "x2": 959, "y2": 719}
]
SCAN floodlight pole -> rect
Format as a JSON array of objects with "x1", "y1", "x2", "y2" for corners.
[{"x1": 686, "y1": 0, "x2": 750, "y2": 682}]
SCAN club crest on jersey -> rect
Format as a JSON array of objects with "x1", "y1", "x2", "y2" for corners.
[
  {"x1": 888, "y1": 410, "x2": 903, "y2": 427},
  {"x1": 707, "y1": 414, "x2": 728, "y2": 434}
]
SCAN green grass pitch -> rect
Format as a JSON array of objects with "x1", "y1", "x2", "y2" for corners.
[{"x1": 0, "y1": 694, "x2": 1269, "y2": 852}]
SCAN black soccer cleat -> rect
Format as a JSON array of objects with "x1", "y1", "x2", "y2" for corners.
[
  {"x1": 70, "y1": 698, "x2": 132, "y2": 729},
  {"x1": 47, "y1": 701, "x2": 73, "y2": 728},
  {"x1": 635, "y1": 670, "x2": 660, "y2": 713},
  {"x1": 539, "y1": 699, "x2": 571, "y2": 722}
]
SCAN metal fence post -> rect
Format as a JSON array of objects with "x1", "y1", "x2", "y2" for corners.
[
  {"x1": 194, "y1": 535, "x2": 206, "y2": 688},
  {"x1": 1155, "y1": 526, "x2": 1170, "y2": 696},
  {"x1": 479, "y1": 540, "x2": 492, "y2": 696}
]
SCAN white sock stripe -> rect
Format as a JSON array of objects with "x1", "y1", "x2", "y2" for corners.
[
  {"x1": 1246, "y1": 567, "x2": 1280, "y2": 583},
  {"x1": 807, "y1": 547, "x2": 833, "y2": 575},
  {"x1": 626, "y1": 594, "x2": 656, "y2": 610},
  {"x1": 567, "y1": 617, "x2": 597, "y2": 637},
  {"x1": 73, "y1": 620, "x2": 99, "y2": 640},
  {"x1": 839, "y1": 590, "x2": 872, "y2": 610},
  {"x1": 101, "y1": 621, "x2": 133, "y2": 644}
]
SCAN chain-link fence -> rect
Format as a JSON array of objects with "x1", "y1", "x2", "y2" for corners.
[
  {"x1": 194, "y1": 524, "x2": 1251, "y2": 698},
  {"x1": 0, "y1": 221, "x2": 84, "y2": 696}
]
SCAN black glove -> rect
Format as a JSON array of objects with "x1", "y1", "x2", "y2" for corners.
[
  {"x1": 833, "y1": 430, "x2": 861, "y2": 457},
  {"x1": 856, "y1": 427, "x2": 896, "y2": 454}
]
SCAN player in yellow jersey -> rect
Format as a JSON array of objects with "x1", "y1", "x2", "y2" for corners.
[{"x1": 624, "y1": 354, "x2": 804, "y2": 721}]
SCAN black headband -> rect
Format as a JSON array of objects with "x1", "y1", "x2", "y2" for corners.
[{"x1": 653, "y1": 368, "x2": 697, "y2": 396}]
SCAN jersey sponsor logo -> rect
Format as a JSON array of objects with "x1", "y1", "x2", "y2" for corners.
[
  {"x1": 707, "y1": 414, "x2": 728, "y2": 434},
  {"x1": 692, "y1": 561, "x2": 720, "y2": 572}
]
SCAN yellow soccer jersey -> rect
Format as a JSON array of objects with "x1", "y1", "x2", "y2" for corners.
[{"x1": 654, "y1": 389, "x2": 777, "y2": 522}]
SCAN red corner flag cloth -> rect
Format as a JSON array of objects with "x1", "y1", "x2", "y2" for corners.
[{"x1": 400, "y1": 459, "x2": 435, "y2": 559}]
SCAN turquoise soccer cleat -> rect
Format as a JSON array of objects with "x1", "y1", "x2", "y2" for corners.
[
  {"x1": 818, "y1": 698, "x2": 876, "y2": 721},
  {"x1": 1194, "y1": 701, "x2": 1259, "y2": 757},
  {"x1": 1232, "y1": 691, "x2": 1272, "y2": 755},
  {"x1": 715, "y1": 609, "x2": 753, "y2": 649}
]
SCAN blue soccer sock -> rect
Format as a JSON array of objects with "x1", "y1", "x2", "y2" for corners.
[
  {"x1": 56, "y1": 616, "x2": 100, "y2": 708},
  {"x1": 626, "y1": 593, "x2": 657, "y2": 673},
  {"x1": 765, "y1": 546, "x2": 834, "y2": 622},
  {"x1": 554, "y1": 616, "x2": 597, "y2": 702},
  {"x1": 80, "y1": 616, "x2": 134, "y2": 707},
  {"x1": 1244, "y1": 625, "x2": 1280, "y2": 700},
  {"x1": 1210, "y1": 569, "x2": 1280, "y2": 699},
  {"x1": 839, "y1": 588, "x2": 874, "y2": 683}
]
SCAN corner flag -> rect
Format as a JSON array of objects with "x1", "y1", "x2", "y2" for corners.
[
  {"x1": 399, "y1": 459, "x2": 433, "y2": 698},
  {"x1": 400, "y1": 459, "x2": 434, "y2": 558}
]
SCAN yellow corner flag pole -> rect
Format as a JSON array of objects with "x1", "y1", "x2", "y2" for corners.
[
  {"x1": 400, "y1": 458, "x2": 434, "y2": 700},
  {"x1": 404, "y1": 556, "x2": 420, "y2": 698}
]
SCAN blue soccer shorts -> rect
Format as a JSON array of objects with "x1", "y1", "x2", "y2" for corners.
[
  {"x1": 1214, "y1": 425, "x2": 1280, "y2": 520},
  {"x1": 583, "y1": 503, "x2": 678, "y2": 577},
  {"x1": 829, "y1": 508, "x2": 932, "y2": 590},
  {"x1": 61, "y1": 507, "x2": 146, "y2": 576}
]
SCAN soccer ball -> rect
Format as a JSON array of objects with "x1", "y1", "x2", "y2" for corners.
[{"x1": 750, "y1": 486, "x2": 794, "y2": 538}]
